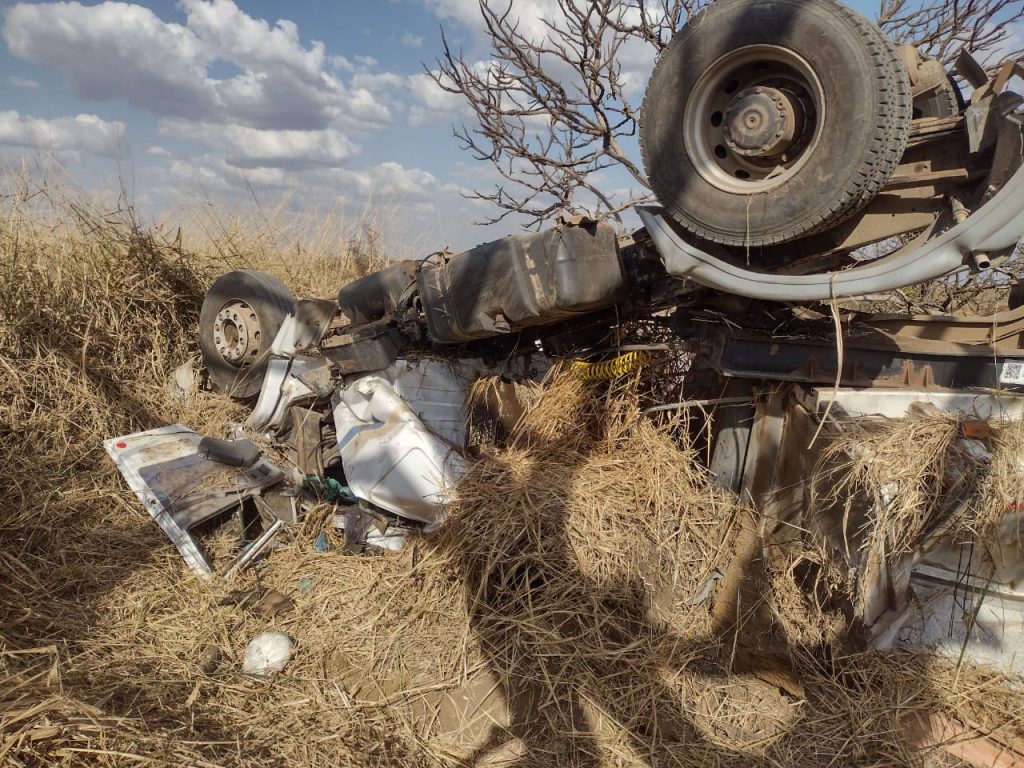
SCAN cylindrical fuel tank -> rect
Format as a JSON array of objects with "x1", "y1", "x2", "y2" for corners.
[{"x1": 418, "y1": 222, "x2": 626, "y2": 344}]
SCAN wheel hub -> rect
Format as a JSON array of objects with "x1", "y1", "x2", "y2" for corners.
[
  {"x1": 723, "y1": 86, "x2": 803, "y2": 159},
  {"x1": 682, "y1": 44, "x2": 824, "y2": 194},
  {"x1": 213, "y1": 301, "x2": 261, "y2": 366}
]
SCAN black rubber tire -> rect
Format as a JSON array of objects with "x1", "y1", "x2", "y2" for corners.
[
  {"x1": 199, "y1": 270, "x2": 295, "y2": 399},
  {"x1": 914, "y1": 74, "x2": 965, "y2": 119},
  {"x1": 640, "y1": 0, "x2": 912, "y2": 248}
]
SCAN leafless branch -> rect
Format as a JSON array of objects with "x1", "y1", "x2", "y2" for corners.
[
  {"x1": 434, "y1": 0, "x2": 1023, "y2": 230},
  {"x1": 877, "y1": 0, "x2": 1024, "y2": 65},
  {"x1": 430, "y1": 0, "x2": 708, "y2": 228}
]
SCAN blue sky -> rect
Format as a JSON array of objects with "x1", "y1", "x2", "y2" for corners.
[{"x1": 0, "y1": 0, "x2": 983, "y2": 250}]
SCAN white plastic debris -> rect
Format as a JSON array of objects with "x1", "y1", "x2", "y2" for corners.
[
  {"x1": 376, "y1": 357, "x2": 549, "y2": 446},
  {"x1": 332, "y1": 375, "x2": 465, "y2": 525},
  {"x1": 165, "y1": 358, "x2": 197, "y2": 403},
  {"x1": 241, "y1": 631, "x2": 294, "y2": 675},
  {"x1": 103, "y1": 425, "x2": 284, "y2": 579}
]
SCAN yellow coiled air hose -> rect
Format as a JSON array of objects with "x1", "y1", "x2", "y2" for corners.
[{"x1": 569, "y1": 351, "x2": 652, "y2": 381}]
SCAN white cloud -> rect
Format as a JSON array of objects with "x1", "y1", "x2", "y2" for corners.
[
  {"x1": 408, "y1": 71, "x2": 470, "y2": 126},
  {"x1": 167, "y1": 156, "x2": 234, "y2": 191},
  {"x1": 181, "y1": 0, "x2": 326, "y2": 81},
  {"x1": 0, "y1": 111, "x2": 124, "y2": 157},
  {"x1": 0, "y1": 0, "x2": 532, "y2": 247},
  {"x1": 2, "y1": 1, "x2": 391, "y2": 132},
  {"x1": 335, "y1": 161, "x2": 439, "y2": 198},
  {"x1": 165, "y1": 153, "x2": 441, "y2": 203},
  {"x1": 352, "y1": 71, "x2": 407, "y2": 92},
  {"x1": 4, "y1": 2, "x2": 217, "y2": 121},
  {"x1": 401, "y1": 31, "x2": 424, "y2": 48},
  {"x1": 159, "y1": 119, "x2": 358, "y2": 169},
  {"x1": 6, "y1": 76, "x2": 39, "y2": 88},
  {"x1": 425, "y1": 0, "x2": 561, "y2": 43}
]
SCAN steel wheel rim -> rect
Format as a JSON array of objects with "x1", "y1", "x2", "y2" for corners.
[
  {"x1": 683, "y1": 44, "x2": 826, "y2": 195},
  {"x1": 213, "y1": 300, "x2": 261, "y2": 366}
]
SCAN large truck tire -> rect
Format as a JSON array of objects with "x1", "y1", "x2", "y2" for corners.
[
  {"x1": 640, "y1": 0, "x2": 912, "y2": 248},
  {"x1": 199, "y1": 270, "x2": 294, "y2": 399}
]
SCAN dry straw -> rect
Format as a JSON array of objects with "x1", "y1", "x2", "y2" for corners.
[
  {"x1": 2, "y1": 175, "x2": 1022, "y2": 766},
  {"x1": 815, "y1": 406, "x2": 1024, "y2": 560}
]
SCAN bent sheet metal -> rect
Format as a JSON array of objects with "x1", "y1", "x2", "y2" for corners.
[{"x1": 104, "y1": 425, "x2": 283, "y2": 578}]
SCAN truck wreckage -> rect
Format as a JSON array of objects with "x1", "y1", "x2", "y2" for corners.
[{"x1": 109, "y1": 0, "x2": 1024, "y2": 684}]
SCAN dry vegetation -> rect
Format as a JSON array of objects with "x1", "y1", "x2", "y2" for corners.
[
  {"x1": 2, "y1": 178, "x2": 1024, "y2": 766},
  {"x1": 816, "y1": 407, "x2": 1024, "y2": 556}
]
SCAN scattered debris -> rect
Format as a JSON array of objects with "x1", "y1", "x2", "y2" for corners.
[
  {"x1": 220, "y1": 588, "x2": 295, "y2": 619},
  {"x1": 334, "y1": 502, "x2": 413, "y2": 553},
  {"x1": 332, "y1": 374, "x2": 466, "y2": 525},
  {"x1": 198, "y1": 644, "x2": 222, "y2": 674},
  {"x1": 222, "y1": 518, "x2": 286, "y2": 579},
  {"x1": 197, "y1": 436, "x2": 263, "y2": 467},
  {"x1": 104, "y1": 425, "x2": 284, "y2": 579},
  {"x1": 241, "y1": 632, "x2": 294, "y2": 676},
  {"x1": 304, "y1": 475, "x2": 355, "y2": 503},
  {"x1": 688, "y1": 566, "x2": 724, "y2": 606},
  {"x1": 254, "y1": 589, "x2": 295, "y2": 619},
  {"x1": 166, "y1": 357, "x2": 198, "y2": 403}
]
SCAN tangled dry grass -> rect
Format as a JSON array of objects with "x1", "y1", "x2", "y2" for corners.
[
  {"x1": 2, "y1": 179, "x2": 1024, "y2": 766},
  {"x1": 815, "y1": 407, "x2": 967, "y2": 559},
  {"x1": 815, "y1": 405, "x2": 1024, "y2": 559}
]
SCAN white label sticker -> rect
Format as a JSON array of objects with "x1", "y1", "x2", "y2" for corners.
[{"x1": 1000, "y1": 361, "x2": 1024, "y2": 385}]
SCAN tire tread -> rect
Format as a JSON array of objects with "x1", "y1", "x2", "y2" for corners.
[{"x1": 640, "y1": 0, "x2": 912, "y2": 247}]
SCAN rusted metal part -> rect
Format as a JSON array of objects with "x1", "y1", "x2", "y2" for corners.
[
  {"x1": 290, "y1": 405, "x2": 324, "y2": 475},
  {"x1": 709, "y1": 389, "x2": 785, "y2": 635},
  {"x1": 707, "y1": 386, "x2": 839, "y2": 690},
  {"x1": 982, "y1": 110, "x2": 1024, "y2": 206},
  {"x1": 769, "y1": 100, "x2": 1000, "y2": 259},
  {"x1": 699, "y1": 307, "x2": 1024, "y2": 390},
  {"x1": 800, "y1": 132, "x2": 971, "y2": 257},
  {"x1": 708, "y1": 380, "x2": 759, "y2": 494},
  {"x1": 466, "y1": 377, "x2": 531, "y2": 455},
  {"x1": 289, "y1": 298, "x2": 338, "y2": 352},
  {"x1": 886, "y1": 167, "x2": 972, "y2": 189},
  {"x1": 970, "y1": 57, "x2": 1024, "y2": 105},
  {"x1": 956, "y1": 50, "x2": 990, "y2": 90},
  {"x1": 723, "y1": 86, "x2": 803, "y2": 159},
  {"x1": 856, "y1": 304, "x2": 1024, "y2": 356},
  {"x1": 906, "y1": 114, "x2": 965, "y2": 148}
]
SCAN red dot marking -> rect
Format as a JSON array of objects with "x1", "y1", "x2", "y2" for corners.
[{"x1": 115, "y1": 442, "x2": 127, "y2": 449}]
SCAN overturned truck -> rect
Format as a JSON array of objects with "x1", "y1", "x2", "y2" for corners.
[{"x1": 113, "y1": 0, "x2": 1024, "y2": 680}]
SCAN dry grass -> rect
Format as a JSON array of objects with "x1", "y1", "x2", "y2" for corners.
[
  {"x1": 2, "y1": 177, "x2": 1023, "y2": 766},
  {"x1": 167, "y1": 193, "x2": 393, "y2": 298},
  {"x1": 976, "y1": 418, "x2": 1024, "y2": 537},
  {"x1": 815, "y1": 407, "x2": 1024, "y2": 559},
  {"x1": 814, "y1": 409, "x2": 967, "y2": 560}
]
